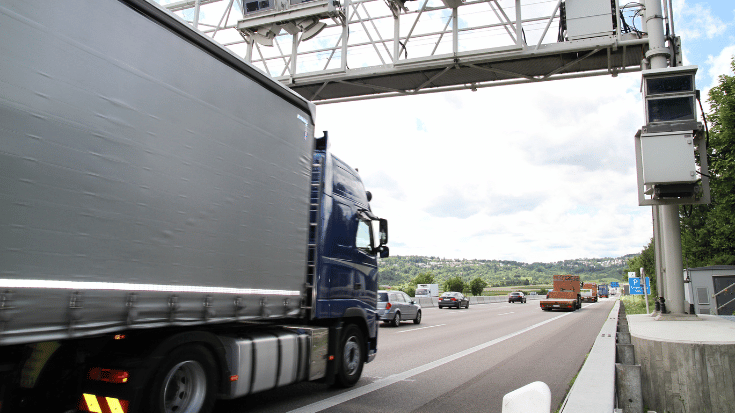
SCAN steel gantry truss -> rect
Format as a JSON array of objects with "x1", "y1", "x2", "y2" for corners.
[{"x1": 157, "y1": 0, "x2": 664, "y2": 103}]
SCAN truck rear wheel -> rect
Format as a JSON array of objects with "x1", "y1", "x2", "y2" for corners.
[
  {"x1": 333, "y1": 325, "x2": 365, "y2": 388},
  {"x1": 146, "y1": 344, "x2": 218, "y2": 413}
]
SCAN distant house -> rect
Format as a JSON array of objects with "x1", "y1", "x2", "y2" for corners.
[{"x1": 685, "y1": 266, "x2": 735, "y2": 315}]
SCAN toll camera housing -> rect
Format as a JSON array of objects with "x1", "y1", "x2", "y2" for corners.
[{"x1": 635, "y1": 66, "x2": 710, "y2": 206}]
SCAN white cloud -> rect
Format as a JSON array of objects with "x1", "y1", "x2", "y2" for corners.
[
  {"x1": 706, "y1": 45, "x2": 735, "y2": 86},
  {"x1": 672, "y1": 0, "x2": 731, "y2": 40}
]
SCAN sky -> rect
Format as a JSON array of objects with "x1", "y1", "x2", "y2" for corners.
[{"x1": 311, "y1": 0, "x2": 735, "y2": 263}]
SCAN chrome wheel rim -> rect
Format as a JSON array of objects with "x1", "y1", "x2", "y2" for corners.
[{"x1": 162, "y1": 360, "x2": 207, "y2": 413}]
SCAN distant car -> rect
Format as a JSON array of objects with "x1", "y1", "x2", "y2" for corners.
[
  {"x1": 508, "y1": 292, "x2": 526, "y2": 303},
  {"x1": 378, "y1": 290, "x2": 422, "y2": 326},
  {"x1": 438, "y1": 292, "x2": 469, "y2": 309}
]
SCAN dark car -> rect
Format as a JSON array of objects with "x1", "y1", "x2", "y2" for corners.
[
  {"x1": 438, "y1": 292, "x2": 469, "y2": 309},
  {"x1": 378, "y1": 290, "x2": 422, "y2": 326},
  {"x1": 508, "y1": 292, "x2": 526, "y2": 303}
]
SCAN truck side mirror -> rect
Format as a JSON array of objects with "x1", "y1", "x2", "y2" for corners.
[
  {"x1": 379, "y1": 219, "x2": 388, "y2": 245},
  {"x1": 379, "y1": 246, "x2": 390, "y2": 258}
]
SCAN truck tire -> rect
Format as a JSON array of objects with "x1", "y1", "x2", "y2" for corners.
[
  {"x1": 333, "y1": 325, "x2": 365, "y2": 388},
  {"x1": 146, "y1": 344, "x2": 218, "y2": 413}
]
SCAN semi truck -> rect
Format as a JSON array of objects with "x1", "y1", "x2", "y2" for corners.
[
  {"x1": 540, "y1": 275, "x2": 582, "y2": 311},
  {"x1": 598, "y1": 284, "x2": 609, "y2": 298},
  {"x1": 0, "y1": 1, "x2": 388, "y2": 412}
]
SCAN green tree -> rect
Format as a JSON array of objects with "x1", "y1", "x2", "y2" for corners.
[
  {"x1": 443, "y1": 276, "x2": 465, "y2": 293},
  {"x1": 681, "y1": 57, "x2": 735, "y2": 266},
  {"x1": 412, "y1": 272, "x2": 434, "y2": 285},
  {"x1": 469, "y1": 277, "x2": 488, "y2": 296}
]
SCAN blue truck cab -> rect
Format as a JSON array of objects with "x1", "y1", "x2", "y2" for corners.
[{"x1": 309, "y1": 136, "x2": 388, "y2": 374}]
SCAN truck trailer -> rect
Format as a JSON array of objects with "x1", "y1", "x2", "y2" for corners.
[
  {"x1": 540, "y1": 275, "x2": 582, "y2": 311},
  {"x1": 0, "y1": 1, "x2": 388, "y2": 412},
  {"x1": 598, "y1": 284, "x2": 609, "y2": 298}
]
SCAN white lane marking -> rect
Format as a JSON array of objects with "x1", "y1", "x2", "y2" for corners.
[
  {"x1": 395, "y1": 324, "x2": 446, "y2": 334},
  {"x1": 287, "y1": 311, "x2": 574, "y2": 413},
  {"x1": 497, "y1": 312, "x2": 515, "y2": 316}
]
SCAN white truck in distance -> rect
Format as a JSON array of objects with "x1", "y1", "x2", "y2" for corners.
[{"x1": 416, "y1": 284, "x2": 439, "y2": 297}]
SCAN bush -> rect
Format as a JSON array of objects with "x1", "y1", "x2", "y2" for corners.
[{"x1": 469, "y1": 277, "x2": 488, "y2": 296}]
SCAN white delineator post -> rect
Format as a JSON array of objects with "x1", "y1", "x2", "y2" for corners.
[{"x1": 502, "y1": 381, "x2": 551, "y2": 413}]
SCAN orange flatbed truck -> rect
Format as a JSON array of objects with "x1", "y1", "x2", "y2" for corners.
[
  {"x1": 540, "y1": 275, "x2": 582, "y2": 311},
  {"x1": 582, "y1": 283, "x2": 599, "y2": 303}
]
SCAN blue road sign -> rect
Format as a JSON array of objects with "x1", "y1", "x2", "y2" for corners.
[
  {"x1": 628, "y1": 277, "x2": 650, "y2": 295},
  {"x1": 610, "y1": 282, "x2": 620, "y2": 288}
]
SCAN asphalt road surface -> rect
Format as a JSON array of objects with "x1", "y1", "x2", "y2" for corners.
[{"x1": 217, "y1": 298, "x2": 616, "y2": 413}]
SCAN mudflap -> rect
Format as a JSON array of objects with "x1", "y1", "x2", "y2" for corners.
[{"x1": 323, "y1": 323, "x2": 343, "y2": 386}]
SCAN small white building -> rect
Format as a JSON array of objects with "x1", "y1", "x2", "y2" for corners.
[{"x1": 685, "y1": 266, "x2": 735, "y2": 315}]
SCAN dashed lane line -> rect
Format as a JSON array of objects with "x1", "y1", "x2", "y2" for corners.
[{"x1": 395, "y1": 324, "x2": 446, "y2": 334}]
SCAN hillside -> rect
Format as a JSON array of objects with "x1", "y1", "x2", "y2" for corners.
[{"x1": 377, "y1": 255, "x2": 634, "y2": 287}]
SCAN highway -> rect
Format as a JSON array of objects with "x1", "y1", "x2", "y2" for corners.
[{"x1": 217, "y1": 298, "x2": 616, "y2": 413}]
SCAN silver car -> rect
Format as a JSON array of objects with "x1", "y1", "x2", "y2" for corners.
[{"x1": 377, "y1": 290, "x2": 422, "y2": 327}]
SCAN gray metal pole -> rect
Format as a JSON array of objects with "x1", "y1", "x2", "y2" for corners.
[
  {"x1": 193, "y1": 0, "x2": 201, "y2": 30},
  {"x1": 342, "y1": 0, "x2": 350, "y2": 70},
  {"x1": 645, "y1": 0, "x2": 685, "y2": 314},
  {"x1": 452, "y1": 8, "x2": 458, "y2": 55},
  {"x1": 660, "y1": 203, "x2": 685, "y2": 313},
  {"x1": 394, "y1": 13, "x2": 400, "y2": 64},
  {"x1": 652, "y1": 206, "x2": 665, "y2": 300}
]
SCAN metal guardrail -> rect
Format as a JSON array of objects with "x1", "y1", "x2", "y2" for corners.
[{"x1": 714, "y1": 282, "x2": 735, "y2": 312}]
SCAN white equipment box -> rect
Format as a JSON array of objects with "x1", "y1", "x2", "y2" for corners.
[
  {"x1": 640, "y1": 131, "x2": 698, "y2": 185},
  {"x1": 565, "y1": 0, "x2": 614, "y2": 40}
]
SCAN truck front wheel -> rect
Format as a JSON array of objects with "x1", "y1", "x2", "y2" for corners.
[
  {"x1": 146, "y1": 344, "x2": 218, "y2": 413},
  {"x1": 333, "y1": 325, "x2": 365, "y2": 388}
]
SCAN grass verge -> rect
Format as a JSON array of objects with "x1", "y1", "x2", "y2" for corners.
[{"x1": 620, "y1": 294, "x2": 656, "y2": 315}]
